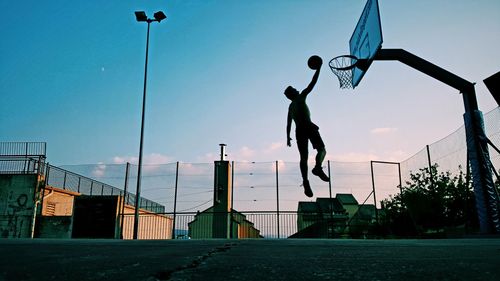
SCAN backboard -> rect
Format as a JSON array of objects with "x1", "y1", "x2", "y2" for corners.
[
  {"x1": 483, "y1": 71, "x2": 500, "y2": 106},
  {"x1": 349, "y1": 0, "x2": 383, "y2": 88}
]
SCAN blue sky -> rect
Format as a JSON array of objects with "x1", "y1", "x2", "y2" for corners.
[{"x1": 1, "y1": 0, "x2": 499, "y2": 166}]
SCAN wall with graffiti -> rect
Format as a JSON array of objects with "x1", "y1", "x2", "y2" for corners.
[{"x1": 0, "y1": 175, "x2": 38, "y2": 238}]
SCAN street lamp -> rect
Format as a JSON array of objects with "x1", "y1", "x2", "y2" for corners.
[{"x1": 133, "y1": 10, "x2": 167, "y2": 240}]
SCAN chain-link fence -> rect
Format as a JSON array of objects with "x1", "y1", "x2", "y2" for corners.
[
  {"x1": 45, "y1": 164, "x2": 164, "y2": 213},
  {"x1": 400, "y1": 107, "x2": 500, "y2": 184},
  {"x1": 53, "y1": 107, "x2": 498, "y2": 239},
  {"x1": 1, "y1": 108, "x2": 498, "y2": 239}
]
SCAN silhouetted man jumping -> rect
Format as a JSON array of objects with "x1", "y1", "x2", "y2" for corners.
[{"x1": 285, "y1": 56, "x2": 329, "y2": 197}]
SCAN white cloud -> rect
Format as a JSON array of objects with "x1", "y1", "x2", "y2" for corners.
[
  {"x1": 113, "y1": 156, "x2": 137, "y2": 164},
  {"x1": 91, "y1": 162, "x2": 107, "y2": 177},
  {"x1": 112, "y1": 153, "x2": 173, "y2": 165},
  {"x1": 227, "y1": 142, "x2": 285, "y2": 161},
  {"x1": 370, "y1": 127, "x2": 398, "y2": 134},
  {"x1": 276, "y1": 159, "x2": 287, "y2": 172},
  {"x1": 197, "y1": 153, "x2": 218, "y2": 163},
  {"x1": 145, "y1": 153, "x2": 173, "y2": 165},
  {"x1": 210, "y1": 146, "x2": 257, "y2": 161},
  {"x1": 238, "y1": 146, "x2": 255, "y2": 159},
  {"x1": 264, "y1": 142, "x2": 283, "y2": 153},
  {"x1": 178, "y1": 163, "x2": 212, "y2": 176}
]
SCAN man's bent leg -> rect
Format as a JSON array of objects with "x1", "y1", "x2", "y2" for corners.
[
  {"x1": 312, "y1": 148, "x2": 329, "y2": 182},
  {"x1": 315, "y1": 147, "x2": 326, "y2": 168},
  {"x1": 310, "y1": 131, "x2": 330, "y2": 182},
  {"x1": 298, "y1": 143, "x2": 313, "y2": 197}
]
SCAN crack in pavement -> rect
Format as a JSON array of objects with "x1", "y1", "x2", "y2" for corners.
[{"x1": 152, "y1": 242, "x2": 238, "y2": 281}]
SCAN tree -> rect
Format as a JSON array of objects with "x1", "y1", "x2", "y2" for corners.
[{"x1": 380, "y1": 165, "x2": 477, "y2": 237}]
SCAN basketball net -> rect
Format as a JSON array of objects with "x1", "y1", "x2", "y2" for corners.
[{"x1": 329, "y1": 55, "x2": 358, "y2": 89}]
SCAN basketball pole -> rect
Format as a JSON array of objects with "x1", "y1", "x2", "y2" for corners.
[{"x1": 373, "y1": 48, "x2": 500, "y2": 234}]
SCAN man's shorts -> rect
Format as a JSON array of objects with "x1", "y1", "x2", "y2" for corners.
[{"x1": 296, "y1": 122, "x2": 325, "y2": 151}]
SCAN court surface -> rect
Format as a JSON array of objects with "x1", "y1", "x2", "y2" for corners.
[{"x1": 0, "y1": 238, "x2": 499, "y2": 280}]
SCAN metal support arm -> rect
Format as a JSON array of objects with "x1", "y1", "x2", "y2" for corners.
[
  {"x1": 373, "y1": 48, "x2": 500, "y2": 233},
  {"x1": 374, "y1": 49, "x2": 478, "y2": 112}
]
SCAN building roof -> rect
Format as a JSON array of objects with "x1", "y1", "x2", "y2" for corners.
[
  {"x1": 298, "y1": 198, "x2": 346, "y2": 214},
  {"x1": 315, "y1": 198, "x2": 345, "y2": 213},
  {"x1": 297, "y1": 202, "x2": 319, "y2": 213},
  {"x1": 336, "y1": 193, "x2": 359, "y2": 205}
]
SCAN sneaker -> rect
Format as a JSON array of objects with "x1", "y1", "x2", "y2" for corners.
[
  {"x1": 302, "y1": 180, "x2": 313, "y2": 198},
  {"x1": 312, "y1": 166, "x2": 330, "y2": 182}
]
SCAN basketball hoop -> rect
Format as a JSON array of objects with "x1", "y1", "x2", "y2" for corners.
[{"x1": 329, "y1": 55, "x2": 358, "y2": 89}]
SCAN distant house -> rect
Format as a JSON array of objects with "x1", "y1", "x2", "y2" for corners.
[
  {"x1": 188, "y1": 158, "x2": 262, "y2": 239},
  {"x1": 292, "y1": 194, "x2": 382, "y2": 238},
  {"x1": 336, "y1": 193, "x2": 359, "y2": 221},
  {"x1": 188, "y1": 207, "x2": 261, "y2": 239},
  {"x1": 291, "y1": 197, "x2": 349, "y2": 238},
  {"x1": 297, "y1": 202, "x2": 320, "y2": 232}
]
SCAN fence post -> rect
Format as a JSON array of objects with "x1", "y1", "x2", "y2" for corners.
[
  {"x1": 172, "y1": 162, "x2": 179, "y2": 239},
  {"x1": 397, "y1": 162, "x2": 403, "y2": 195},
  {"x1": 328, "y1": 160, "x2": 333, "y2": 214},
  {"x1": 230, "y1": 161, "x2": 234, "y2": 239},
  {"x1": 90, "y1": 181, "x2": 93, "y2": 196},
  {"x1": 39, "y1": 163, "x2": 50, "y2": 216},
  {"x1": 120, "y1": 162, "x2": 130, "y2": 239},
  {"x1": 63, "y1": 172, "x2": 67, "y2": 190},
  {"x1": 426, "y1": 145, "x2": 435, "y2": 188},
  {"x1": 370, "y1": 161, "x2": 379, "y2": 223},
  {"x1": 23, "y1": 142, "x2": 28, "y2": 173},
  {"x1": 77, "y1": 178, "x2": 81, "y2": 193},
  {"x1": 230, "y1": 161, "x2": 239, "y2": 238},
  {"x1": 275, "y1": 161, "x2": 280, "y2": 239}
]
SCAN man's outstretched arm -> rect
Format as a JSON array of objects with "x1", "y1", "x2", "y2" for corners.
[
  {"x1": 302, "y1": 64, "x2": 322, "y2": 96},
  {"x1": 287, "y1": 110, "x2": 292, "y2": 147}
]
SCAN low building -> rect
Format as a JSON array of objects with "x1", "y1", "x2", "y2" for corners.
[
  {"x1": 336, "y1": 193, "x2": 359, "y2": 220},
  {"x1": 1, "y1": 142, "x2": 171, "y2": 239},
  {"x1": 293, "y1": 195, "x2": 381, "y2": 238},
  {"x1": 188, "y1": 157, "x2": 262, "y2": 239},
  {"x1": 0, "y1": 173, "x2": 42, "y2": 238},
  {"x1": 291, "y1": 197, "x2": 349, "y2": 238},
  {"x1": 188, "y1": 207, "x2": 261, "y2": 239}
]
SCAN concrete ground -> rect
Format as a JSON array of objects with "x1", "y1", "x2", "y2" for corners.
[{"x1": 0, "y1": 238, "x2": 499, "y2": 281}]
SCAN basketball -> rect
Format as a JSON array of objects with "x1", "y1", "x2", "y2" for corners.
[{"x1": 307, "y1": 55, "x2": 323, "y2": 70}]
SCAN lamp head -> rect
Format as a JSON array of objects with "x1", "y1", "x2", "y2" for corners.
[
  {"x1": 135, "y1": 11, "x2": 147, "y2": 22},
  {"x1": 153, "y1": 11, "x2": 167, "y2": 22}
]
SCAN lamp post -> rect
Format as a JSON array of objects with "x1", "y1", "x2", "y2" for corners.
[{"x1": 133, "y1": 10, "x2": 167, "y2": 240}]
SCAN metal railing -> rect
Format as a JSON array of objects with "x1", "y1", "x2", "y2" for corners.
[
  {"x1": 0, "y1": 156, "x2": 45, "y2": 174},
  {"x1": 0, "y1": 142, "x2": 47, "y2": 175},
  {"x1": 0, "y1": 142, "x2": 46, "y2": 157},
  {"x1": 44, "y1": 164, "x2": 165, "y2": 213},
  {"x1": 126, "y1": 210, "x2": 376, "y2": 239}
]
